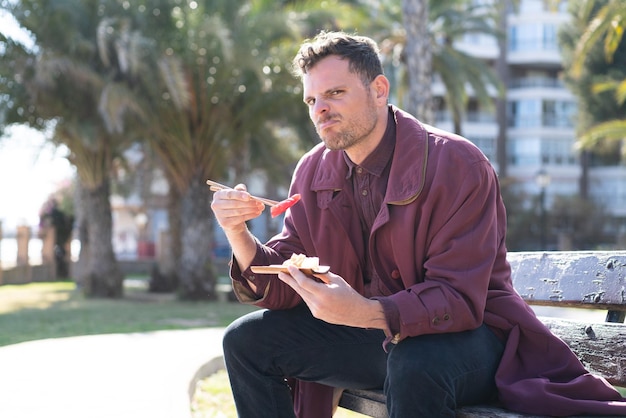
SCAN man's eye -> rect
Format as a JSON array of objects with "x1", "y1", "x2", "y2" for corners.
[{"x1": 305, "y1": 99, "x2": 315, "y2": 106}]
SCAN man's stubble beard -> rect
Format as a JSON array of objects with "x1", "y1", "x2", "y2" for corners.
[{"x1": 317, "y1": 95, "x2": 379, "y2": 152}]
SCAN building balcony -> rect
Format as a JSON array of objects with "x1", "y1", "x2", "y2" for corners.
[
  {"x1": 509, "y1": 77, "x2": 566, "y2": 90},
  {"x1": 435, "y1": 110, "x2": 496, "y2": 125}
]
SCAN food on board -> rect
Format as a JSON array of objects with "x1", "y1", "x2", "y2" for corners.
[{"x1": 282, "y1": 253, "x2": 320, "y2": 270}]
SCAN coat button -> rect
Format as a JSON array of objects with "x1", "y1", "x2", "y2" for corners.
[
  {"x1": 443, "y1": 313, "x2": 450, "y2": 321},
  {"x1": 391, "y1": 269, "x2": 401, "y2": 279},
  {"x1": 432, "y1": 316, "x2": 440, "y2": 325}
]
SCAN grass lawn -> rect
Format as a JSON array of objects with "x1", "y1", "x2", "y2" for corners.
[
  {"x1": 3, "y1": 281, "x2": 622, "y2": 417},
  {"x1": 0, "y1": 280, "x2": 366, "y2": 417},
  {"x1": 0, "y1": 279, "x2": 257, "y2": 347}
]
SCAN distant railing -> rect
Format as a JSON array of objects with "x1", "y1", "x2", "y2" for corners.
[
  {"x1": 509, "y1": 77, "x2": 565, "y2": 89},
  {"x1": 1, "y1": 223, "x2": 233, "y2": 286},
  {"x1": 434, "y1": 110, "x2": 496, "y2": 124},
  {"x1": 0, "y1": 223, "x2": 61, "y2": 285}
]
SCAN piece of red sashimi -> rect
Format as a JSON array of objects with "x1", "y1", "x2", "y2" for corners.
[{"x1": 270, "y1": 193, "x2": 301, "y2": 218}]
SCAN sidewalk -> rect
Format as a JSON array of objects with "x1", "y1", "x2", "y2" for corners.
[{"x1": 0, "y1": 328, "x2": 226, "y2": 418}]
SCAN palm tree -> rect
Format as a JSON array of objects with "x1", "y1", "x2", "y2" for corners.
[
  {"x1": 353, "y1": 0, "x2": 502, "y2": 131},
  {"x1": 0, "y1": 0, "x2": 130, "y2": 297},
  {"x1": 401, "y1": 0, "x2": 433, "y2": 122},
  {"x1": 95, "y1": 0, "x2": 315, "y2": 299},
  {"x1": 570, "y1": 0, "x2": 626, "y2": 158},
  {"x1": 494, "y1": 0, "x2": 512, "y2": 179},
  {"x1": 559, "y1": 0, "x2": 626, "y2": 198},
  {"x1": 429, "y1": 0, "x2": 502, "y2": 134}
]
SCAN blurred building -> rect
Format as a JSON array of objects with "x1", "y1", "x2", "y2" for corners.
[
  {"x1": 438, "y1": 0, "x2": 625, "y2": 245},
  {"x1": 110, "y1": 0, "x2": 626, "y2": 254},
  {"x1": 110, "y1": 144, "x2": 169, "y2": 260}
]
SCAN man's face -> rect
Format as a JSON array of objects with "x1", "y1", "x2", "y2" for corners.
[{"x1": 302, "y1": 56, "x2": 379, "y2": 153}]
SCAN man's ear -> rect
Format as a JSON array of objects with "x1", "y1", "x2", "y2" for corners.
[{"x1": 372, "y1": 74, "x2": 390, "y2": 102}]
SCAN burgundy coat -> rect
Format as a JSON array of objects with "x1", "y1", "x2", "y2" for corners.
[{"x1": 231, "y1": 106, "x2": 626, "y2": 416}]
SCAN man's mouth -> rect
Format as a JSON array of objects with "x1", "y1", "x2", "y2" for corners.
[{"x1": 317, "y1": 118, "x2": 338, "y2": 131}]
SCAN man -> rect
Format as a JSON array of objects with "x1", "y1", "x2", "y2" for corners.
[{"x1": 211, "y1": 31, "x2": 626, "y2": 417}]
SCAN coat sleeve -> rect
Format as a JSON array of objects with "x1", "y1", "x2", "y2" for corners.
[
  {"x1": 228, "y1": 153, "x2": 318, "y2": 309},
  {"x1": 228, "y1": 223, "x2": 310, "y2": 309}
]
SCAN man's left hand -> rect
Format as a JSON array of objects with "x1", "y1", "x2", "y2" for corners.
[{"x1": 277, "y1": 265, "x2": 387, "y2": 330}]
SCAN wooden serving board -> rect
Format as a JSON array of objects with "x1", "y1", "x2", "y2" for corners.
[{"x1": 250, "y1": 265, "x2": 330, "y2": 275}]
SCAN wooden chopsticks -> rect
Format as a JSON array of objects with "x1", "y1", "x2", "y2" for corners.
[{"x1": 206, "y1": 180, "x2": 280, "y2": 206}]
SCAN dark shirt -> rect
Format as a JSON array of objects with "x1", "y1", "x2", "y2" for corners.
[{"x1": 343, "y1": 109, "x2": 400, "y2": 335}]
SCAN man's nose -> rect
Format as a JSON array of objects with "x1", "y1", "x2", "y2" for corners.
[{"x1": 312, "y1": 98, "x2": 329, "y2": 116}]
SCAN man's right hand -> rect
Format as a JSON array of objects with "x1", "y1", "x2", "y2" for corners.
[
  {"x1": 210, "y1": 184, "x2": 265, "y2": 234},
  {"x1": 210, "y1": 184, "x2": 265, "y2": 279}
]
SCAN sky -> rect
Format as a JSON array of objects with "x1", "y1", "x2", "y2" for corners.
[
  {"x1": 0, "y1": 126, "x2": 75, "y2": 232},
  {"x1": 0, "y1": 12, "x2": 76, "y2": 232}
]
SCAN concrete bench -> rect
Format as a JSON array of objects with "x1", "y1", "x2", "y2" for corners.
[{"x1": 338, "y1": 251, "x2": 626, "y2": 417}]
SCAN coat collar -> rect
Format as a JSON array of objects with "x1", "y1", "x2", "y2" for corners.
[{"x1": 310, "y1": 105, "x2": 428, "y2": 205}]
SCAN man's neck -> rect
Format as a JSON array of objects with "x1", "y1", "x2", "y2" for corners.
[{"x1": 345, "y1": 110, "x2": 389, "y2": 165}]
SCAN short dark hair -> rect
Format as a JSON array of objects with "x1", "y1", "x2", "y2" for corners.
[{"x1": 292, "y1": 31, "x2": 383, "y2": 87}]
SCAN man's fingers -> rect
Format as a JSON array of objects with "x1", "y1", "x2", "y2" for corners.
[
  {"x1": 279, "y1": 266, "x2": 330, "y2": 291},
  {"x1": 210, "y1": 187, "x2": 265, "y2": 234},
  {"x1": 312, "y1": 273, "x2": 331, "y2": 284},
  {"x1": 217, "y1": 188, "x2": 250, "y2": 202}
]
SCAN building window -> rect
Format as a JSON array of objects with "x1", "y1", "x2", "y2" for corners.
[
  {"x1": 509, "y1": 23, "x2": 560, "y2": 52},
  {"x1": 509, "y1": 99, "x2": 542, "y2": 128},
  {"x1": 508, "y1": 137, "x2": 541, "y2": 166},
  {"x1": 508, "y1": 99, "x2": 576, "y2": 128},
  {"x1": 508, "y1": 136, "x2": 578, "y2": 167},
  {"x1": 543, "y1": 138, "x2": 578, "y2": 166},
  {"x1": 543, "y1": 100, "x2": 577, "y2": 128}
]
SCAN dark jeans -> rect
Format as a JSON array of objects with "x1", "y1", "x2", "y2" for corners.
[{"x1": 222, "y1": 303, "x2": 504, "y2": 418}]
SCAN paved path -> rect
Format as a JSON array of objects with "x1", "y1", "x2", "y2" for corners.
[{"x1": 0, "y1": 328, "x2": 226, "y2": 418}]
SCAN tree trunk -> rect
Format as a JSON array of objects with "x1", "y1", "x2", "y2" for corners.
[
  {"x1": 73, "y1": 180, "x2": 89, "y2": 289},
  {"x1": 81, "y1": 179, "x2": 124, "y2": 298},
  {"x1": 579, "y1": 149, "x2": 590, "y2": 200},
  {"x1": 402, "y1": 0, "x2": 433, "y2": 123},
  {"x1": 453, "y1": 112, "x2": 462, "y2": 136},
  {"x1": 177, "y1": 176, "x2": 216, "y2": 300},
  {"x1": 495, "y1": 0, "x2": 510, "y2": 179},
  {"x1": 149, "y1": 175, "x2": 181, "y2": 293}
]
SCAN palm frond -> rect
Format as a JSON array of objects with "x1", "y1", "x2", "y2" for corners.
[
  {"x1": 127, "y1": 30, "x2": 155, "y2": 78},
  {"x1": 590, "y1": 77, "x2": 626, "y2": 106},
  {"x1": 578, "y1": 119, "x2": 626, "y2": 153},
  {"x1": 157, "y1": 55, "x2": 191, "y2": 111},
  {"x1": 55, "y1": 120, "x2": 112, "y2": 188},
  {"x1": 98, "y1": 82, "x2": 147, "y2": 134},
  {"x1": 34, "y1": 54, "x2": 103, "y2": 91},
  {"x1": 617, "y1": 79, "x2": 626, "y2": 105},
  {"x1": 603, "y1": 7, "x2": 625, "y2": 62},
  {"x1": 572, "y1": 0, "x2": 626, "y2": 78},
  {"x1": 96, "y1": 17, "x2": 117, "y2": 68},
  {"x1": 199, "y1": 14, "x2": 235, "y2": 63}
]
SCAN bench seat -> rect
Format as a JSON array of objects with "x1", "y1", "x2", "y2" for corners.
[{"x1": 338, "y1": 251, "x2": 626, "y2": 417}]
